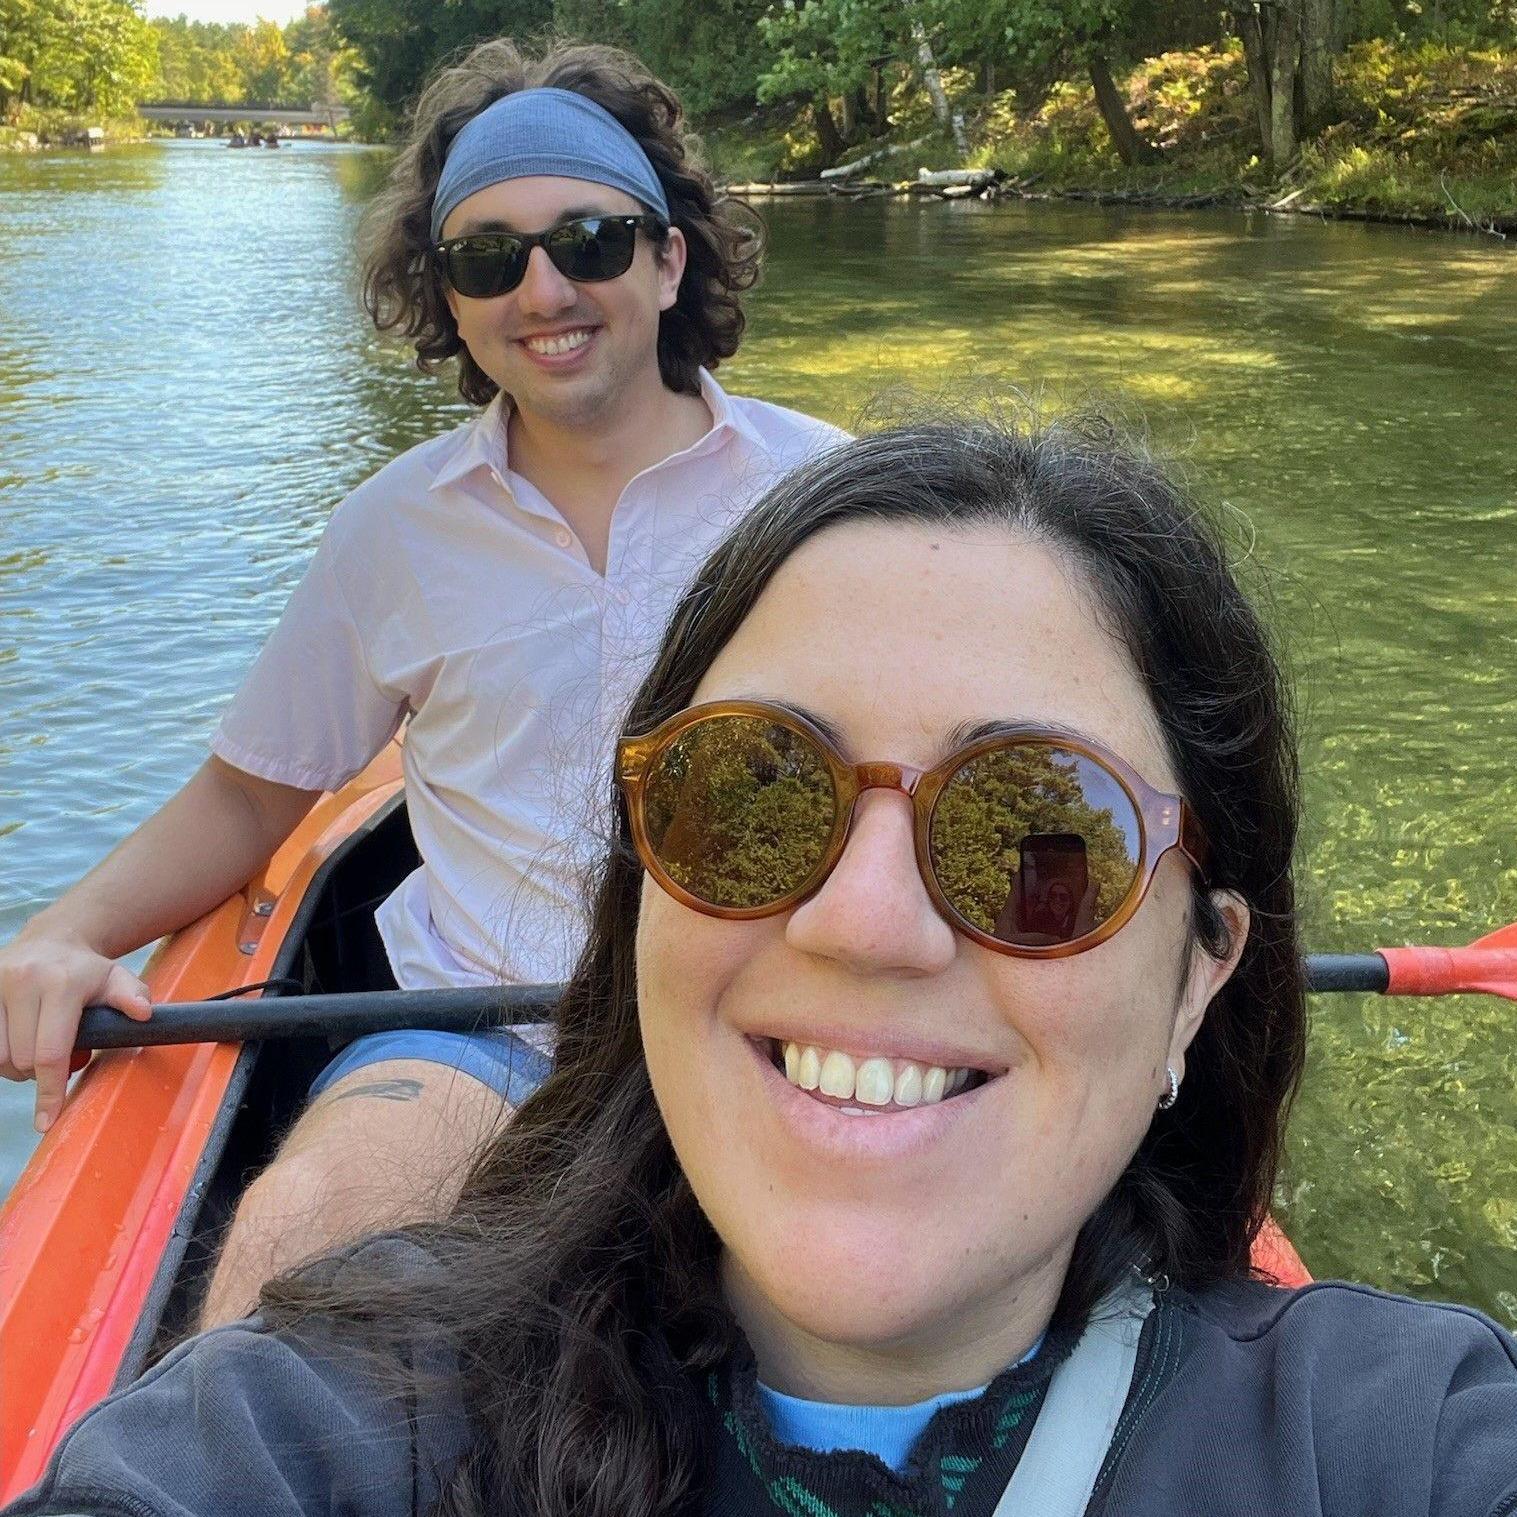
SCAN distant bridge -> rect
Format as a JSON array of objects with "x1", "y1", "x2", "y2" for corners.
[{"x1": 137, "y1": 101, "x2": 351, "y2": 130}]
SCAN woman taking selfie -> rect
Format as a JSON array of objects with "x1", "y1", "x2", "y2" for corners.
[{"x1": 9, "y1": 419, "x2": 1515, "y2": 1517}]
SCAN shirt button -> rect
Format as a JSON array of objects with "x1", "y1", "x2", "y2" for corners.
[{"x1": 554, "y1": 527, "x2": 573, "y2": 548}]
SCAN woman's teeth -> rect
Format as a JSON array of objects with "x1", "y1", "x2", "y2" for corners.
[
  {"x1": 523, "y1": 329, "x2": 592, "y2": 356},
  {"x1": 779, "y1": 1041, "x2": 978, "y2": 1110}
]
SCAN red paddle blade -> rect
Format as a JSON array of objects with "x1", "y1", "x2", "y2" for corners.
[
  {"x1": 1380, "y1": 940, "x2": 1517, "y2": 1002},
  {"x1": 1474, "y1": 922, "x2": 1517, "y2": 950}
]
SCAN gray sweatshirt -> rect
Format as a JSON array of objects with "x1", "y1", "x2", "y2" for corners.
[{"x1": 6, "y1": 1245, "x2": 1515, "y2": 1517}]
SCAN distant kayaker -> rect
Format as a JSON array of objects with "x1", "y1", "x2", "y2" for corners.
[
  {"x1": 7, "y1": 419, "x2": 1514, "y2": 1517},
  {"x1": 0, "y1": 40, "x2": 842, "y2": 1323}
]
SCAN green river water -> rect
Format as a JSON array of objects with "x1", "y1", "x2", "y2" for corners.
[{"x1": 1, "y1": 140, "x2": 1513, "y2": 1321}]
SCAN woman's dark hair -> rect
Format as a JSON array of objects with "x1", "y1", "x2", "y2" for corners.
[
  {"x1": 359, "y1": 38, "x2": 761, "y2": 406},
  {"x1": 262, "y1": 416, "x2": 1307, "y2": 1517}
]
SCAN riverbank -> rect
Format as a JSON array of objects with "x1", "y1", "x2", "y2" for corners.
[
  {"x1": 0, "y1": 108, "x2": 143, "y2": 152},
  {"x1": 706, "y1": 39, "x2": 1517, "y2": 238}
]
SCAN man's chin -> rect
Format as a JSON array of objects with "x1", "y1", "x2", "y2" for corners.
[{"x1": 508, "y1": 371, "x2": 616, "y2": 427}]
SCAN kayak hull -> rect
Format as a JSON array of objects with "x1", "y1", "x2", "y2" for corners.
[{"x1": 0, "y1": 745, "x2": 403, "y2": 1497}]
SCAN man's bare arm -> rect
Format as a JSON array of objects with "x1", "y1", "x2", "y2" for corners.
[{"x1": 0, "y1": 756, "x2": 322, "y2": 1130}]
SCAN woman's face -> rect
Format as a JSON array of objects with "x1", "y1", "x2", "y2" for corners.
[{"x1": 636, "y1": 521, "x2": 1244, "y2": 1399}]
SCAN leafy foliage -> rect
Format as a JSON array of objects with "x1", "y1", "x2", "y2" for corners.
[
  {"x1": 557, "y1": 0, "x2": 774, "y2": 119},
  {"x1": 755, "y1": 0, "x2": 900, "y2": 105},
  {"x1": 5, "y1": 0, "x2": 1516, "y2": 224},
  {"x1": 1, "y1": 0, "x2": 157, "y2": 116},
  {"x1": 137, "y1": 8, "x2": 360, "y2": 110},
  {"x1": 324, "y1": 0, "x2": 549, "y2": 116}
]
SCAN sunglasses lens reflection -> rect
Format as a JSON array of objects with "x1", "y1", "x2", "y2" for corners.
[
  {"x1": 548, "y1": 217, "x2": 638, "y2": 281},
  {"x1": 642, "y1": 717, "x2": 839, "y2": 909},
  {"x1": 928, "y1": 746, "x2": 1142, "y2": 947},
  {"x1": 446, "y1": 237, "x2": 528, "y2": 298}
]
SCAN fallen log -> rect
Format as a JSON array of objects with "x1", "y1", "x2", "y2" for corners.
[
  {"x1": 723, "y1": 181, "x2": 836, "y2": 197},
  {"x1": 915, "y1": 167, "x2": 1000, "y2": 189},
  {"x1": 819, "y1": 133, "x2": 934, "y2": 181}
]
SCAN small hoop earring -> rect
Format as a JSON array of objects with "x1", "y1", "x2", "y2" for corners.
[{"x1": 1157, "y1": 1066, "x2": 1180, "y2": 1111}]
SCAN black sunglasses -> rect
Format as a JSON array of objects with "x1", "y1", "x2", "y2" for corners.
[{"x1": 434, "y1": 214, "x2": 667, "y2": 299}]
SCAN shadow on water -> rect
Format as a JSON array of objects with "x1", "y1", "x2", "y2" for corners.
[{"x1": 1, "y1": 148, "x2": 1514, "y2": 1319}]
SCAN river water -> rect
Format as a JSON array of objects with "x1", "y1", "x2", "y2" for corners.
[{"x1": 1, "y1": 140, "x2": 1513, "y2": 1321}]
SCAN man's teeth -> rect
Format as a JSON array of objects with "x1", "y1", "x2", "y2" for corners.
[
  {"x1": 779, "y1": 1041, "x2": 976, "y2": 1107},
  {"x1": 523, "y1": 329, "x2": 592, "y2": 356}
]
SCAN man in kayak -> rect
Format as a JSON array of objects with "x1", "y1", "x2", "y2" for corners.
[{"x1": 0, "y1": 38, "x2": 843, "y2": 1323}]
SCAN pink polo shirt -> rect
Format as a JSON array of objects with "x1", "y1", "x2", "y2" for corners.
[{"x1": 213, "y1": 371, "x2": 845, "y2": 989}]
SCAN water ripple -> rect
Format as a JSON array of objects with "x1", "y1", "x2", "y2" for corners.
[{"x1": 1, "y1": 155, "x2": 1514, "y2": 1320}]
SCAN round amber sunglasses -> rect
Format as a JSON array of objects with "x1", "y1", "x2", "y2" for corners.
[{"x1": 616, "y1": 700, "x2": 1207, "y2": 958}]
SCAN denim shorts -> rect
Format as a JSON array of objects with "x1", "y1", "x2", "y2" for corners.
[{"x1": 307, "y1": 1024, "x2": 554, "y2": 1107}]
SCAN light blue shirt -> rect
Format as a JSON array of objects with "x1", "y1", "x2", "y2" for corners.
[{"x1": 756, "y1": 1337, "x2": 1044, "y2": 1476}]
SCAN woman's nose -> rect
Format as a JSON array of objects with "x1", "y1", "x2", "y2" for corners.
[
  {"x1": 515, "y1": 245, "x2": 577, "y2": 314},
  {"x1": 785, "y1": 790, "x2": 957, "y2": 975}
]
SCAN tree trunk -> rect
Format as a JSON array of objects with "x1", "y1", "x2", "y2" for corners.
[
  {"x1": 1299, "y1": 0, "x2": 1336, "y2": 136},
  {"x1": 812, "y1": 96, "x2": 845, "y2": 167},
  {"x1": 981, "y1": 57, "x2": 996, "y2": 95},
  {"x1": 909, "y1": 13, "x2": 969, "y2": 156},
  {"x1": 1089, "y1": 52, "x2": 1154, "y2": 166},
  {"x1": 1269, "y1": 3, "x2": 1300, "y2": 170},
  {"x1": 840, "y1": 88, "x2": 859, "y2": 141},
  {"x1": 1235, "y1": 6, "x2": 1274, "y2": 161},
  {"x1": 873, "y1": 65, "x2": 889, "y2": 130}
]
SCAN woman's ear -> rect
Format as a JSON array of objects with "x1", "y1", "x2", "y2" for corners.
[{"x1": 1168, "y1": 889, "x2": 1250, "y2": 1077}]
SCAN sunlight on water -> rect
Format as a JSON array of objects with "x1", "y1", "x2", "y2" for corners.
[{"x1": 1, "y1": 143, "x2": 1513, "y2": 1319}]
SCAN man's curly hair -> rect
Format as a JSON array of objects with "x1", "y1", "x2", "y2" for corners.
[{"x1": 358, "y1": 38, "x2": 763, "y2": 406}]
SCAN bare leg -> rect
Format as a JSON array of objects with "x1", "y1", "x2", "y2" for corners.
[{"x1": 198, "y1": 1057, "x2": 510, "y2": 1328}]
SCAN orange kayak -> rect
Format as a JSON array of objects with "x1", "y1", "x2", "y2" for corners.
[
  {"x1": 0, "y1": 745, "x2": 408, "y2": 1497},
  {"x1": 0, "y1": 742, "x2": 1309, "y2": 1498}
]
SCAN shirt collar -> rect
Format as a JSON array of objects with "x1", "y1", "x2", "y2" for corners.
[
  {"x1": 428, "y1": 369, "x2": 753, "y2": 495},
  {"x1": 428, "y1": 392, "x2": 511, "y2": 493},
  {"x1": 695, "y1": 367, "x2": 763, "y2": 450}
]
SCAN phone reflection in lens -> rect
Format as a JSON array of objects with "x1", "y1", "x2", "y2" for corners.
[{"x1": 929, "y1": 746, "x2": 1142, "y2": 946}]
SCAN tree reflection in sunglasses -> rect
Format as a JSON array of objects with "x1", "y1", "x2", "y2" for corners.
[
  {"x1": 931, "y1": 748, "x2": 1137, "y2": 943},
  {"x1": 643, "y1": 718, "x2": 1142, "y2": 943}
]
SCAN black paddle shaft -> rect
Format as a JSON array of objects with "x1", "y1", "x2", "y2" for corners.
[
  {"x1": 75, "y1": 984, "x2": 561, "y2": 1049},
  {"x1": 1302, "y1": 953, "x2": 1390, "y2": 994},
  {"x1": 74, "y1": 954, "x2": 1392, "y2": 1051}
]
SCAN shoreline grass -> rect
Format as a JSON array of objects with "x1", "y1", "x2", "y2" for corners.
[{"x1": 704, "y1": 39, "x2": 1517, "y2": 238}]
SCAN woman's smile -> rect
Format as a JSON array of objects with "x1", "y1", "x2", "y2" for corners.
[
  {"x1": 739, "y1": 1028, "x2": 1006, "y2": 1163},
  {"x1": 770, "y1": 1037, "x2": 991, "y2": 1110}
]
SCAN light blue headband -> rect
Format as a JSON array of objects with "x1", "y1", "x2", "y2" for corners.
[{"x1": 430, "y1": 87, "x2": 671, "y2": 242}]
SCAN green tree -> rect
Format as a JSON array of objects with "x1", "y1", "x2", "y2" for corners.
[
  {"x1": 928, "y1": 0, "x2": 1163, "y2": 164},
  {"x1": 643, "y1": 717, "x2": 837, "y2": 909},
  {"x1": 283, "y1": 4, "x2": 357, "y2": 107},
  {"x1": 26, "y1": 0, "x2": 158, "y2": 115},
  {"x1": 1232, "y1": 1, "x2": 1347, "y2": 168},
  {"x1": 757, "y1": 0, "x2": 903, "y2": 164},
  {"x1": 0, "y1": 0, "x2": 41, "y2": 114},
  {"x1": 234, "y1": 16, "x2": 290, "y2": 103},
  {"x1": 154, "y1": 19, "x2": 249, "y2": 104},
  {"x1": 325, "y1": 0, "x2": 550, "y2": 118},
  {"x1": 556, "y1": 0, "x2": 772, "y2": 119}
]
